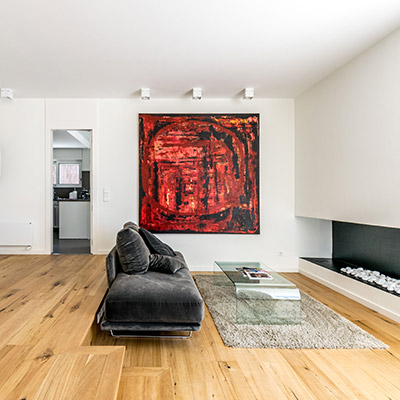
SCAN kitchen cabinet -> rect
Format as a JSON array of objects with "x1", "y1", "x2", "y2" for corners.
[{"x1": 59, "y1": 201, "x2": 90, "y2": 239}]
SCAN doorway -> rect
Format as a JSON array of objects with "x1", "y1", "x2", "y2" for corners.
[{"x1": 52, "y1": 130, "x2": 92, "y2": 254}]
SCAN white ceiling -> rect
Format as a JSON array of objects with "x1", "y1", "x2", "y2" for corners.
[
  {"x1": 1, "y1": 0, "x2": 400, "y2": 99},
  {"x1": 53, "y1": 130, "x2": 91, "y2": 148}
]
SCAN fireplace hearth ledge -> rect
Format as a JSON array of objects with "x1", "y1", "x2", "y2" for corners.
[{"x1": 299, "y1": 258, "x2": 400, "y2": 324}]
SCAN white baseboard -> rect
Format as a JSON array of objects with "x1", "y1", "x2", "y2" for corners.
[
  {"x1": 0, "y1": 248, "x2": 47, "y2": 255},
  {"x1": 299, "y1": 258, "x2": 400, "y2": 323},
  {"x1": 92, "y1": 249, "x2": 110, "y2": 255}
]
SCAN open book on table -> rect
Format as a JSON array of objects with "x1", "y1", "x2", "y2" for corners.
[{"x1": 236, "y1": 267, "x2": 273, "y2": 280}]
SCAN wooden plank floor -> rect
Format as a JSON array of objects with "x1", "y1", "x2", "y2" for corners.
[
  {"x1": 0, "y1": 255, "x2": 125, "y2": 400},
  {"x1": 1, "y1": 255, "x2": 400, "y2": 399},
  {"x1": 92, "y1": 272, "x2": 400, "y2": 400}
]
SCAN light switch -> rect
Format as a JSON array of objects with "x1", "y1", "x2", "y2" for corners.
[{"x1": 103, "y1": 188, "x2": 110, "y2": 202}]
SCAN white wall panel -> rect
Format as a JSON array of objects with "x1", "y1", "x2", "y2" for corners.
[
  {"x1": 295, "y1": 28, "x2": 400, "y2": 228},
  {"x1": 0, "y1": 99, "x2": 46, "y2": 253}
]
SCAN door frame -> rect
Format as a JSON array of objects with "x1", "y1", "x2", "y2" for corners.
[{"x1": 46, "y1": 129, "x2": 94, "y2": 254}]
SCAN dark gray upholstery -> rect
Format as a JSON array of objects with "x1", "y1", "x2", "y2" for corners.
[
  {"x1": 149, "y1": 253, "x2": 186, "y2": 274},
  {"x1": 105, "y1": 246, "x2": 121, "y2": 287},
  {"x1": 101, "y1": 321, "x2": 201, "y2": 332},
  {"x1": 139, "y1": 227, "x2": 176, "y2": 256},
  {"x1": 101, "y1": 233, "x2": 204, "y2": 334},
  {"x1": 104, "y1": 266, "x2": 203, "y2": 324},
  {"x1": 123, "y1": 221, "x2": 140, "y2": 231},
  {"x1": 116, "y1": 227, "x2": 150, "y2": 274}
]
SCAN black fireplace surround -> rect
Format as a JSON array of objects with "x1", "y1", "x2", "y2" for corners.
[{"x1": 302, "y1": 221, "x2": 400, "y2": 295}]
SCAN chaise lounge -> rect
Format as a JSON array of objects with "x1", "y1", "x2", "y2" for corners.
[{"x1": 99, "y1": 222, "x2": 204, "y2": 337}]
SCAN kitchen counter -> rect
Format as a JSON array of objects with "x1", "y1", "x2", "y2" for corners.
[{"x1": 59, "y1": 201, "x2": 90, "y2": 239}]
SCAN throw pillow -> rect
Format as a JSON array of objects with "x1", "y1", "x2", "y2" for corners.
[
  {"x1": 149, "y1": 254, "x2": 186, "y2": 274},
  {"x1": 139, "y1": 228, "x2": 176, "y2": 256},
  {"x1": 123, "y1": 221, "x2": 139, "y2": 232},
  {"x1": 116, "y1": 227, "x2": 150, "y2": 274}
]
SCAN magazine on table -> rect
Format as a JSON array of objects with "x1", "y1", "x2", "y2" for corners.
[{"x1": 236, "y1": 267, "x2": 273, "y2": 280}]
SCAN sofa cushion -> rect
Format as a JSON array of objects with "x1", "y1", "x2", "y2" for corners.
[
  {"x1": 149, "y1": 254, "x2": 186, "y2": 274},
  {"x1": 116, "y1": 227, "x2": 150, "y2": 274},
  {"x1": 104, "y1": 266, "x2": 204, "y2": 324},
  {"x1": 138, "y1": 228, "x2": 176, "y2": 256}
]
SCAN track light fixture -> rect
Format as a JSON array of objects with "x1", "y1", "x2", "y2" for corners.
[
  {"x1": 192, "y1": 87, "x2": 202, "y2": 100},
  {"x1": 1, "y1": 88, "x2": 13, "y2": 100},
  {"x1": 141, "y1": 88, "x2": 150, "y2": 100},
  {"x1": 244, "y1": 87, "x2": 254, "y2": 100}
]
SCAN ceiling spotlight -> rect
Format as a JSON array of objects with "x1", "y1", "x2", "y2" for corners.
[
  {"x1": 244, "y1": 87, "x2": 254, "y2": 100},
  {"x1": 1, "y1": 88, "x2": 13, "y2": 100},
  {"x1": 192, "y1": 87, "x2": 202, "y2": 100},
  {"x1": 141, "y1": 88, "x2": 150, "y2": 100}
]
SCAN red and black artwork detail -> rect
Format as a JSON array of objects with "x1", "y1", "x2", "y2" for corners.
[{"x1": 139, "y1": 114, "x2": 259, "y2": 233}]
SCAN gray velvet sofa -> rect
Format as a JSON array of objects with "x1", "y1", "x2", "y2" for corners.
[{"x1": 99, "y1": 224, "x2": 204, "y2": 337}]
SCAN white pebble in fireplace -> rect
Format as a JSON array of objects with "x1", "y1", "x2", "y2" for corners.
[{"x1": 340, "y1": 267, "x2": 400, "y2": 294}]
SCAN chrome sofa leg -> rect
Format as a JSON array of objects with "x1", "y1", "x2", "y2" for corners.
[{"x1": 110, "y1": 330, "x2": 192, "y2": 339}]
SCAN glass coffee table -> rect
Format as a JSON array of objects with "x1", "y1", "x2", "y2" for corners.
[{"x1": 214, "y1": 261, "x2": 301, "y2": 325}]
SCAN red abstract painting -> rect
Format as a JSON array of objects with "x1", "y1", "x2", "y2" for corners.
[{"x1": 139, "y1": 114, "x2": 259, "y2": 233}]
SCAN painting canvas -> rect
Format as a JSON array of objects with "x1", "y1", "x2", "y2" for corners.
[{"x1": 139, "y1": 114, "x2": 259, "y2": 233}]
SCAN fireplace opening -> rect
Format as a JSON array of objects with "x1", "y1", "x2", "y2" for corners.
[{"x1": 302, "y1": 221, "x2": 400, "y2": 297}]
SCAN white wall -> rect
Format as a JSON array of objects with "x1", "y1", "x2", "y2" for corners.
[
  {"x1": 53, "y1": 148, "x2": 83, "y2": 159},
  {"x1": 295, "y1": 28, "x2": 400, "y2": 228},
  {"x1": 0, "y1": 97, "x2": 331, "y2": 268},
  {"x1": 96, "y1": 98, "x2": 331, "y2": 270},
  {"x1": 0, "y1": 99, "x2": 46, "y2": 253},
  {"x1": 53, "y1": 148, "x2": 90, "y2": 171}
]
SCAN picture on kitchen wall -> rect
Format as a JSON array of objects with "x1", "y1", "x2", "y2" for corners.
[{"x1": 139, "y1": 114, "x2": 259, "y2": 233}]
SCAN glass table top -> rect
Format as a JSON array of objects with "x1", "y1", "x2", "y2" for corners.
[
  {"x1": 214, "y1": 261, "x2": 297, "y2": 288},
  {"x1": 214, "y1": 261, "x2": 301, "y2": 324}
]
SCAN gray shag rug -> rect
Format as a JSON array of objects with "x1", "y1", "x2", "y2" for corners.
[{"x1": 193, "y1": 275, "x2": 388, "y2": 349}]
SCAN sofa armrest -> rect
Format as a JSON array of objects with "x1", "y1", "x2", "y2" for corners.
[{"x1": 106, "y1": 246, "x2": 121, "y2": 287}]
